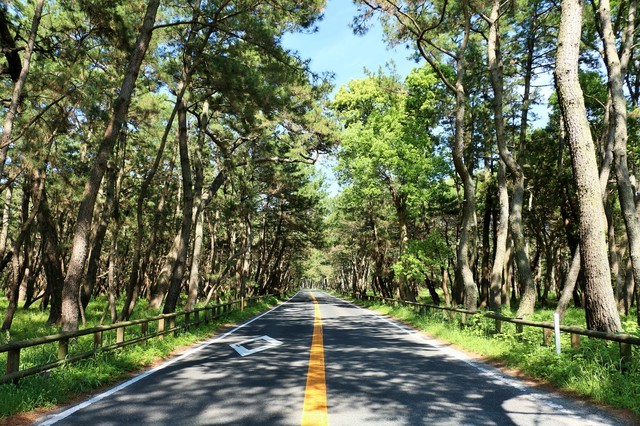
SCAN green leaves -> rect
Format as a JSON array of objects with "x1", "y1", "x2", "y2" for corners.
[
  {"x1": 392, "y1": 234, "x2": 452, "y2": 282},
  {"x1": 332, "y1": 65, "x2": 451, "y2": 220}
]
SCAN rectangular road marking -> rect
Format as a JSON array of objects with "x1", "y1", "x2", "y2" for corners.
[
  {"x1": 301, "y1": 292, "x2": 328, "y2": 426},
  {"x1": 230, "y1": 335, "x2": 283, "y2": 357}
]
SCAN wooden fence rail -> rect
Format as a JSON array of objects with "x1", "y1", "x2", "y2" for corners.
[
  {"x1": 357, "y1": 294, "x2": 640, "y2": 366},
  {"x1": 1, "y1": 295, "x2": 272, "y2": 385}
]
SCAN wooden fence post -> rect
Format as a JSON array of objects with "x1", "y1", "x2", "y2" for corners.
[
  {"x1": 141, "y1": 322, "x2": 148, "y2": 337},
  {"x1": 515, "y1": 320, "x2": 524, "y2": 335},
  {"x1": 93, "y1": 331, "x2": 103, "y2": 350},
  {"x1": 194, "y1": 310, "x2": 200, "y2": 325},
  {"x1": 543, "y1": 328, "x2": 552, "y2": 346},
  {"x1": 495, "y1": 319, "x2": 502, "y2": 334},
  {"x1": 185, "y1": 312, "x2": 191, "y2": 330},
  {"x1": 7, "y1": 348, "x2": 20, "y2": 379},
  {"x1": 169, "y1": 317, "x2": 177, "y2": 336},
  {"x1": 158, "y1": 317, "x2": 165, "y2": 340},
  {"x1": 620, "y1": 342, "x2": 632, "y2": 372},
  {"x1": 571, "y1": 333, "x2": 581, "y2": 348},
  {"x1": 117, "y1": 326, "x2": 125, "y2": 344},
  {"x1": 58, "y1": 338, "x2": 69, "y2": 360}
]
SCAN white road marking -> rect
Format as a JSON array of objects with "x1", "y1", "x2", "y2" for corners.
[
  {"x1": 37, "y1": 294, "x2": 299, "y2": 426},
  {"x1": 230, "y1": 335, "x2": 283, "y2": 357}
]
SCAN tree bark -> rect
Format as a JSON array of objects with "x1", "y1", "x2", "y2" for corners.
[
  {"x1": 594, "y1": 0, "x2": 640, "y2": 320},
  {"x1": 162, "y1": 97, "x2": 194, "y2": 314},
  {"x1": 185, "y1": 101, "x2": 211, "y2": 311},
  {"x1": 1, "y1": 172, "x2": 44, "y2": 331},
  {"x1": 486, "y1": 0, "x2": 536, "y2": 317},
  {"x1": 61, "y1": 0, "x2": 159, "y2": 331},
  {"x1": 554, "y1": 0, "x2": 622, "y2": 332},
  {"x1": 0, "y1": 187, "x2": 12, "y2": 258},
  {"x1": 480, "y1": 168, "x2": 493, "y2": 309},
  {"x1": 450, "y1": 12, "x2": 477, "y2": 311},
  {"x1": 490, "y1": 159, "x2": 508, "y2": 311},
  {"x1": 34, "y1": 170, "x2": 65, "y2": 326},
  {"x1": 0, "y1": 0, "x2": 43, "y2": 180}
]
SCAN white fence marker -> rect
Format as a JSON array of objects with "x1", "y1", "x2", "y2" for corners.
[{"x1": 554, "y1": 313, "x2": 561, "y2": 355}]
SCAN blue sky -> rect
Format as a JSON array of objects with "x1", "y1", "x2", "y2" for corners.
[
  {"x1": 282, "y1": 1, "x2": 422, "y2": 195},
  {"x1": 282, "y1": 1, "x2": 551, "y2": 195},
  {"x1": 282, "y1": 0, "x2": 419, "y2": 93}
]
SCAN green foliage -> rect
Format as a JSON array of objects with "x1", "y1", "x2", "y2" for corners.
[{"x1": 392, "y1": 233, "x2": 451, "y2": 282}]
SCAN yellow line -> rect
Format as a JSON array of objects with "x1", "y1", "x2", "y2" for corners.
[{"x1": 301, "y1": 292, "x2": 328, "y2": 426}]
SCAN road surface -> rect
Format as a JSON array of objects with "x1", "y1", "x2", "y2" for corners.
[{"x1": 37, "y1": 290, "x2": 625, "y2": 425}]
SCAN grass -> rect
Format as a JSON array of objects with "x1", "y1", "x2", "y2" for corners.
[
  {"x1": 348, "y1": 296, "x2": 640, "y2": 417},
  {"x1": 0, "y1": 295, "x2": 283, "y2": 419}
]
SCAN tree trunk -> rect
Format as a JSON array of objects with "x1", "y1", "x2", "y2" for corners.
[
  {"x1": 34, "y1": 170, "x2": 65, "y2": 326},
  {"x1": 1, "y1": 172, "x2": 44, "y2": 332},
  {"x1": 453, "y1": 52, "x2": 477, "y2": 310},
  {"x1": 82, "y1": 162, "x2": 116, "y2": 310},
  {"x1": 595, "y1": 0, "x2": 640, "y2": 321},
  {"x1": 107, "y1": 234, "x2": 118, "y2": 323},
  {"x1": 490, "y1": 159, "x2": 508, "y2": 311},
  {"x1": 486, "y1": 0, "x2": 536, "y2": 317},
  {"x1": 185, "y1": 101, "x2": 211, "y2": 311},
  {"x1": 0, "y1": 187, "x2": 12, "y2": 258},
  {"x1": 480, "y1": 172, "x2": 493, "y2": 309},
  {"x1": 61, "y1": 0, "x2": 159, "y2": 331},
  {"x1": 554, "y1": 0, "x2": 622, "y2": 332},
  {"x1": 0, "y1": 0, "x2": 43, "y2": 180},
  {"x1": 162, "y1": 97, "x2": 194, "y2": 314}
]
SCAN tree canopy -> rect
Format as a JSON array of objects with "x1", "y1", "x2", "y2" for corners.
[{"x1": 2, "y1": 0, "x2": 640, "y2": 335}]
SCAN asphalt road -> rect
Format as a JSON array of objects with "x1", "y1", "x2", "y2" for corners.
[{"x1": 37, "y1": 290, "x2": 625, "y2": 425}]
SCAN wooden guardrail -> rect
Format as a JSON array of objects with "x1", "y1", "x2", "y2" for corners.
[
  {"x1": 1, "y1": 295, "x2": 272, "y2": 385},
  {"x1": 356, "y1": 294, "x2": 640, "y2": 366}
]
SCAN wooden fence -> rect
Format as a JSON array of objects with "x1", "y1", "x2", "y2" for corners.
[
  {"x1": 357, "y1": 294, "x2": 640, "y2": 366},
  {"x1": 0, "y1": 295, "x2": 272, "y2": 385}
]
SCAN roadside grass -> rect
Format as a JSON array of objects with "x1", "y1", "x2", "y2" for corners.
[
  {"x1": 353, "y1": 298, "x2": 640, "y2": 416},
  {"x1": 0, "y1": 296, "x2": 168, "y2": 343},
  {"x1": 0, "y1": 296, "x2": 281, "y2": 419}
]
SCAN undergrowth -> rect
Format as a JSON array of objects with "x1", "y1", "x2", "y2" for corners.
[{"x1": 355, "y1": 298, "x2": 640, "y2": 416}]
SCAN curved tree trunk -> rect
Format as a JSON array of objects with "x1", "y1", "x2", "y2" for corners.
[
  {"x1": 35, "y1": 171, "x2": 65, "y2": 326},
  {"x1": 61, "y1": 0, "x2": 159, "y2": 331},
  {"x1": 162, "y1": 97, "x2": 194, "y2": 314},
  {"x1": 554, "y1": 0, "x2": 622, "y2": 332},
  {"x1": 2, "y1": 172, "x2": 44, "y2": 332},
  {"x1": 0, "y1": 187, "x2": 12, "y2": 258},
  {"x1": 0, "y1": 0, "x2": 43, "y2": 181},
  {"x1": 185, "y1": 101, "x2": 210, "y2": 311},
  {"x1": 490, "y1": 159, "x2": 508, "y2": 312},
  {"x1": 595, "y1": 0, "x2": 640, "y2": 321},
  {"x1": 448, "y1": 10, "x2": 477, "y2": 312},
  {"x1": 486, "y1": 0, "x2": 536, "y2": 317}
]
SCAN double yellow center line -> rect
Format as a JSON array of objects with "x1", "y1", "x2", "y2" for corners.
[{"x1": 301, "y1": 292, "x2": 328, "y2": 425}]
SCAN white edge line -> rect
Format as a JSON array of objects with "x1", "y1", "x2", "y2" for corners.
[{"x1": 37, "y1": 293, "x2": 299, "y2": 426}]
